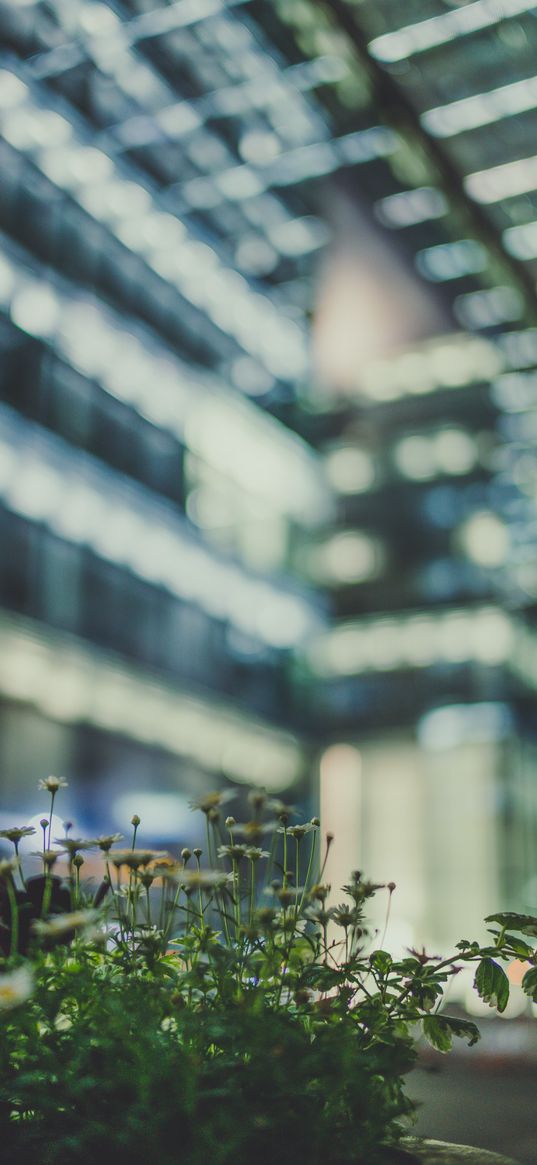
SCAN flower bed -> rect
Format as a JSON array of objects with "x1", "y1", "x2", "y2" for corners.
[{"x1": 0, "y1": 778, "x2": 534, "y2": 1164}]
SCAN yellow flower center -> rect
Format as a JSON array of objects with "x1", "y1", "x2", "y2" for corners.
[{"x1": 0, "y1": 986, "x2": 17, "y2": 1003}]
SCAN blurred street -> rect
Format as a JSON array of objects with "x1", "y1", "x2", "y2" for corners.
[{"x1": 408, "y1": 1020, "x2": 537, "y2": 1165}]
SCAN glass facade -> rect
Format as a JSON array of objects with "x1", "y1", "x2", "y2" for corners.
[{"x1": 1, "y1": 0, "x2": 537, "y2": 947}]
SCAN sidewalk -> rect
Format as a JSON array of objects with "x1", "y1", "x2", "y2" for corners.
[{"x1": 408, "y1": 1022, "x2": 537, "y2": 1165}]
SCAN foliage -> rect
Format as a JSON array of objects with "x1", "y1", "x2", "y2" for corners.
[{"x1": 0, "y1": 780, "x2": 535, "y2": 1164}]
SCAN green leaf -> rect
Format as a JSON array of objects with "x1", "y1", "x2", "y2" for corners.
[
  {"x1": 422, "y1": 1016, "x2": 453, "y2": 1053},
  {"x1": 502, "y1": 935, "x2": 535, "y2": 960},
  {"x1": 413, "y1": 984, "x2": 440, "y2": 1012},
  {"x1": 485, "y1": 911, "x2": 537, "y2": 938},
  {"x1": 422, "y1": 1013, "x2": 480, "y2": 1053},
  {"x1": 440, "y1": 1015, "x2": 480, "y2": 1046},
  {"x1": 369, "y1": 950, "x2": 393, "y2": 976},
  {"x1": 301, "y1": 964, "x2": 345, "y2": 989},
  {"x1": 394, "y1": 957, "x2": 422, "y2": 973},
  {"x1": 521, "y1": 965, "x2": 537, "y2": 1002},
  {"x1": 474, "y1": 957, "x2": 510, "y2": 1013}
]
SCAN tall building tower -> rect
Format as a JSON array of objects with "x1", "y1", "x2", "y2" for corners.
[
  {"x1": 1, "y1": 1, "x2": 537, "y2": 945},
  {"x1": 0, "y1": 1, "x2": 332, "y2": 834}
]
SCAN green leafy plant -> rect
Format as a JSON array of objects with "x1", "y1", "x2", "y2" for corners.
[{"x1": 0, "y1": 778, "x2": 535, "y2": 1165}]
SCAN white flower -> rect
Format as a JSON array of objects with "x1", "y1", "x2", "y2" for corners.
[
  {"x1": 181, "y1": 869, "x2": 234, "y2": 891},
  {"x1": 161, "y1": 1016, "x2": 178, "y2": 1033},
  {"x1": 109, "y1": 849, "x2": 168, "y2": 870},
  {"x1": 95, "y1": 833, "x2": 123, "y2": 852},
  {"x1": 190, "y1": 789, "x2": 235, "y2": 815},
  {"x1": 33, "y1": 909, "x2": 100, "y2": 939},
  {"x1": 53, "y1": 837, "x2": 96, "y2": 856},
  {"x1": 38, "y1": 775, "x2": 68, "y2": 794},
  {"x1": 0, "y1": 826, "x2": 36, "y2": 844},
  {"x1": 0, "y1": 965, "x2": 34, "y2": 1011}
]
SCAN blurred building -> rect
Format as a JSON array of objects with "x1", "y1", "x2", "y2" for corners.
[
  {"x1": 1, "y1": 0, "x2": 537, "y2": 946},
  {"x1": 0, "y1": 0, "x2": 334, "y2": 836}
]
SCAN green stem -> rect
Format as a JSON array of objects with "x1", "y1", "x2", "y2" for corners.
[
  {"x1": 194, "y1": 855, "x2": 204, "y2": 926},
  {"x1": 294, "y1": 838, "x2": 300, "y2": 926},
  {"x1": 48, "y1": 793, "x2": 55, "y2": 851},
  {"x1": 275, "y1": 907, "x2": 288, "y2": 1007},
  {"x1": 115, "y1": 866, "x2": 126, "y2": 946},
  {"x1": 214, "y1": 880, "x2": 231, "y2": 945},
  {"x1": 163, "y1": 880, "x2": 185, "y2": 945},
  {"x1": 68, "y1": 864, "x2": 76, "y2": 912},
  {"x1": 378, "y1": 889, "x2": 394, "y2": 951},
  {"x1": 249, "y1": 859, "x2": 256, "y2": 928},
  {"x1": 205, "y1": 817, "x2": 216, "y2": 869},
  {"x1": 13, "y1": 842, "x2": 27, "y2": 891},
  {"x1": 298, "y1": 831, "x2": 317, "y2": 914},
  {"x1": 128, "y1": 869, "x2": 134, "y2": 938},
  {"x1": 106, "y1": 859, "x2": 123, "y2": 935},
  {"x1": 319, "y1": 835, "x2": 333, "y2": 883},
  {"x1": 158, "y1": 879, "x2": 167, "y2": 934},
  {"x1": 6, "y1": 878, "x2": 18, "y2": 958},
  {"x1": 232, "y1": 859, "x2": 241, "y2": 939},
  {"x1": 265, "y1": 828, "x2": 278, "y2": 886},
  {"x1": 41, "y1": 871, "x2": 52, "y2": 918}
]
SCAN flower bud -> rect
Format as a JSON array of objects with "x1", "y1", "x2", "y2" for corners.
[{"x1": 131, "y1": 815, "x2": 141, "y2": 827}]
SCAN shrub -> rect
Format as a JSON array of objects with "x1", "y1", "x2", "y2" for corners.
[{"x1": 1, "y1": 779, "x2": 535, "y2": 1164}]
